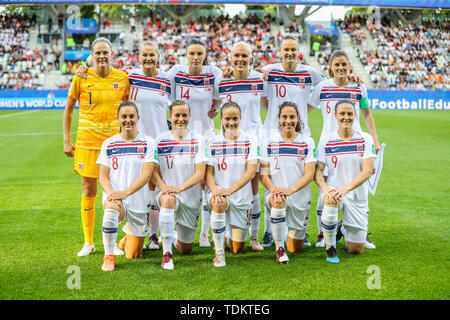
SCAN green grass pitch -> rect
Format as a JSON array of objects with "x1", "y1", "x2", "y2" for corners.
[{"x1": 0, "y1": 108, "x2": 449, "y2": 300}]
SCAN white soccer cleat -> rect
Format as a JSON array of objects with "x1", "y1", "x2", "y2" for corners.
[
  {"x1": 276, "y1": 247, "x2": 289, "y2": 264},
  {"x1": 77, "y1": 242, "x2": 95, "y2": 257},
  {"x1": 199, "y1": 234, "x2": 211, "y2": 248},
  {"x1": 148, "y1": 233, "x2": 160, "y2": 250},
  {"x1": 249, "y1": 237, "x2": 264, "y2": 252},
  {"x1": 161, "y1": 252, "x2": 174, "y2": 270},
  {"x1": 365, "y1": 234, "x2": 376, "y2": 249},
  {"x1": 315, "y1": 232, "x2": 325, "y2": 248},
  {"x1": 213, "y1": 253, "x2": 226, "y2": 267},
  {"x1": 303, "y1": 233, "x2": 311, "y2": 247},
  {"x1": 114, "y1": 243, "x2": 124, "y2": 256},
  {"x1": 142, "y1": 243, "x2": 147, "y2": 250}
]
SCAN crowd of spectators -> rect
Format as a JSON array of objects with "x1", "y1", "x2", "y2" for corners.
[
  {"x1": 358, "y1": 17, "x2": 448, "y2": 90},
  {"x1": 3, "y1": 11, "x2": 449, "y2": 92}
]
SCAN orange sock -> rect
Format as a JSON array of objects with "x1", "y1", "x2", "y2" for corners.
[{"x1": 81, "y1": 196, "x2": 96, "y2": 245}]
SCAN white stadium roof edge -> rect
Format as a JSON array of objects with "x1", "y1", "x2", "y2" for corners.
[{"x1": 0, "y1": 0, "x2": 449, "y2": 10}]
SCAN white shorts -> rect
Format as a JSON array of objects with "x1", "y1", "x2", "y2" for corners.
[
  {"x1": 156, "y1": 192, "x2": 201, "y2": 231},
  {"x1": 345, "y1": 226, "x2": 367, "y2": 244},
  {"x1": 206, "y1": 192, "x2": 251, "y2": 231},
  {"x1": 175, "y1": 223, "x2": 197, "y2": 244},
  {"x1": 321, "y1": 193, "x2": 369, "y2": 232},
  {"x1": 264, "y1": 192, "x2": 310, "y2": 238},
  {"x1": 122, "y1": 204, "x2": 150, "y2": 238}
]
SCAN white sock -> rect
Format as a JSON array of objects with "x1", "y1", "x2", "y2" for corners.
[
  {"x1": 102, "y1": 209, "x2": 120, "y2": 255},
  {"x1": 211, "y1": 211, "x2": 226, "y2": 255},
  {"x1": 149, "y1": 192, "x2": 160, "y2": 237},
  {"x1": 264, "y1": 201, "x2": 272, "y2": 234},
  {"x1": 200, "y1": 191, "x2": 210, "y2": 237},
  {"x1": 159, "y1": 208, "x2": 174, "y2": 254},
  {"x1": 321, "y1": 206, "x2": 338, "y2": 250},
  {"x1": 270, "y1": 207, "x2": 286, "y2": 249},
  {"x1": 341, "y1": 223, "x2": 347, "y2": 238},
  {"x1": 250, "y1": 193, "x2": 261, "y2": 239}
]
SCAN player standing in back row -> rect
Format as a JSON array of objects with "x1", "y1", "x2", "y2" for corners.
[
  {"x1": 213, "y1": 41, "x2": 266, "y2": 252},
  {"x1": 166, "y1": 38, "x2": 222, "y2": 248},
  {"x1": 260, "y1": 35, "x2": 324, "y2": 247},
  {"x1": 308, "y1": 50, "x2": 379, "y2": 249},
  {"x1": 63, "y1": 37, "x2": 129, "y2": 257}
]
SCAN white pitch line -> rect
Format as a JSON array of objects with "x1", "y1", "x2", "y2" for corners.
[
  {"x1": 0, "y1": 110, "x2": 41, "y2": 119},
  {"x1": 0, "y1": 132, "x2": 76, "y2": 137}
]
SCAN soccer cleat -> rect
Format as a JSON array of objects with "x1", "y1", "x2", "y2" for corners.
[
  {"x1": 161, "y1": 252, "x2": 174, "y2": 270},
  {"x1": 276, "y1": 247, "x2": 289, "y2": 264},
  {"x1": 365, "y1": 233, "x2": 376, "y2": 249},
  {"x1": 336, "y1": 220, "x2": 344, "y2": 243},
  {"x1": 261, "y1": 232, "x2": 273, "y2": 247},
  {"x1": 142, "y1": 243, "x2": 147, "y2": 250},
  {"x1": 77, "y1": 242, "x2": 95, "y2": 257},
  {"x1": 303, "y1": 233, "x2": 311, "y2": 247},
  {"x1": 101, "y1": 255, "x2": 115, "y2": 271},
  {"x1": 315, "y1": 232, "x2": 325, "y2": 248},
  {"x1": 118, "y1": 235, "x2": 127, "y2": 249},
  {"x1": 114, "y1": 243, "x2": 124, "y2": 256},
  {"x1": 326, "y1": 246, "x2": 340, "y2": 263},
  {"x1": 249, "y1": 237, "x2": 264, "y2": 252},
  {"x1": 199, "y1": 234, "x2": 211, "y2": 248},
  {"x1": 213, "y1": 253, "x2": 226, "y2": 267},
  {"x1": 148, "y1": 233, "x2": 160, "y2": 250}
]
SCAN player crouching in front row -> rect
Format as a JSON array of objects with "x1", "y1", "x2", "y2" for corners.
[
  {"x1": 205, "y1": 102, "x2": 260, "y2": 267},
  {"x1": 97, "y1": 102, "x2": 156, "y2": 271},
  {"x1": 260, "y1": 102, "x2": 317, "y2": 264},
  {"x1": 315, "y1": 100, "x2": 376, "y2": 263}
]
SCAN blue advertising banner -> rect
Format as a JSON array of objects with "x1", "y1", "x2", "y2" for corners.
[
  {"x1": 0, "y1": 89, "x2": 448, "y2": 111},
  {"x1": 0, "y1": 0, "x2": 449, "y2": 9},
  {"x1": 64, "y1": 50, "x2": 91, "y2": 61},
  {"x1": 65, "y1": 18, "x2": 97, "y2": 34},
  {"x1": 367, "y1": 90, "x2": 449, "y2": 111},
  {"x1": 306, "y1": 21, "x2": 340, "y2": 36}
]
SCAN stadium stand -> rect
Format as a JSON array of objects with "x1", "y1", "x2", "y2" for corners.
[{"x1": 1, "y1": 9, "x2": 448, "y2": 91}]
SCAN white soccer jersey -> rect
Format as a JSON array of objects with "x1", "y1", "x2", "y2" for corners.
[
  {"x1": 261, "y1": 131, "x2": 317, "y2": 209},
  {"x1": 206, "y1": 131, "x2": 260, "y2": 208},
  {"x1": 128, "y1": 68, "x2": 173, "y2": 139},
  {"x1": 154, "y1": 130, "x2": 207, "y2": 209},
  {"x1": 97, "y1": 133, "x2": 156, "y2": 213},
  {"x1": 308, "y1": 79, "x2": 368, "y2": 145},
  {"x1": 215, "y1": 70, "x2": 266, "y2": 132},
  {"x1": 167, "y1": 64, "x2": 221, "y2": 136},
  {"x1": 262, "y1": 63, "x2": 324, "y2": 136},
  {"x1": 317, "y1": 130, "x2": 377, "y2": 202}
]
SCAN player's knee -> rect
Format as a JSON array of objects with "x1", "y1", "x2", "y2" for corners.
[
  {"x1": 176, "y1": 241, "x2": 193, "y2": 254},
  {"x1": 346, "y1": 242, "x2": 365, "y2": 255},
  {"x1": 269, "y1": 197, "x2": 286, "y2": 209},
  {"x1": 125, "y1": 249, "x2": 141, "y2": 259},
  {"x1": 229, "y1": 240, "x2": 244, "y2": 254},
  {"x1": 159, "y1": 194, "x2": 176, "y2": 209},
  {"x1": 210, "y1": 199, "x2": 228, "y2": 213},
  {"x1": 286, "y1": 236, "x2": 303, "y2": 253}
]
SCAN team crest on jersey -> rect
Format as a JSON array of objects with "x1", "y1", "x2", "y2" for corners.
[
  {"x1": 137, "y1": 146, "x2": 145, "y2": 159},
  {"x1": 113, "y1": 82, "x2": 119, "y2": 89},
  {"x1": 160, "y1": 84, "x2": 166, "y2": 95},
  {"x1": 252, "y1": 84, "x2": 258, "y2": 96},
  {"x1": 351, "y1": 92, "x2": 357, "y2": 102},
  {"x1": 357, "y1": 144, "x2": 364, "y2": 155},
  {"x1": 78, "y1": 162, "x2": 83, "y2": 171},
  {"x1": 298, "y1": 148, "x2": 305, "y2": 159},
  {"x1": 298, "y1": 76, "x2": 306, "y2": 89}
]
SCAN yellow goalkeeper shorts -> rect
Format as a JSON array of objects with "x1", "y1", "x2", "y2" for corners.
[{"x1": 74, "y1": 148, "x2": 101, "y2": 179}]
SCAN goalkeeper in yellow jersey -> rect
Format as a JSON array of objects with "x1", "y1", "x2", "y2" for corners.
[{"x1": 63, "y1": 37, "x2": 130, "y2": 256}]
